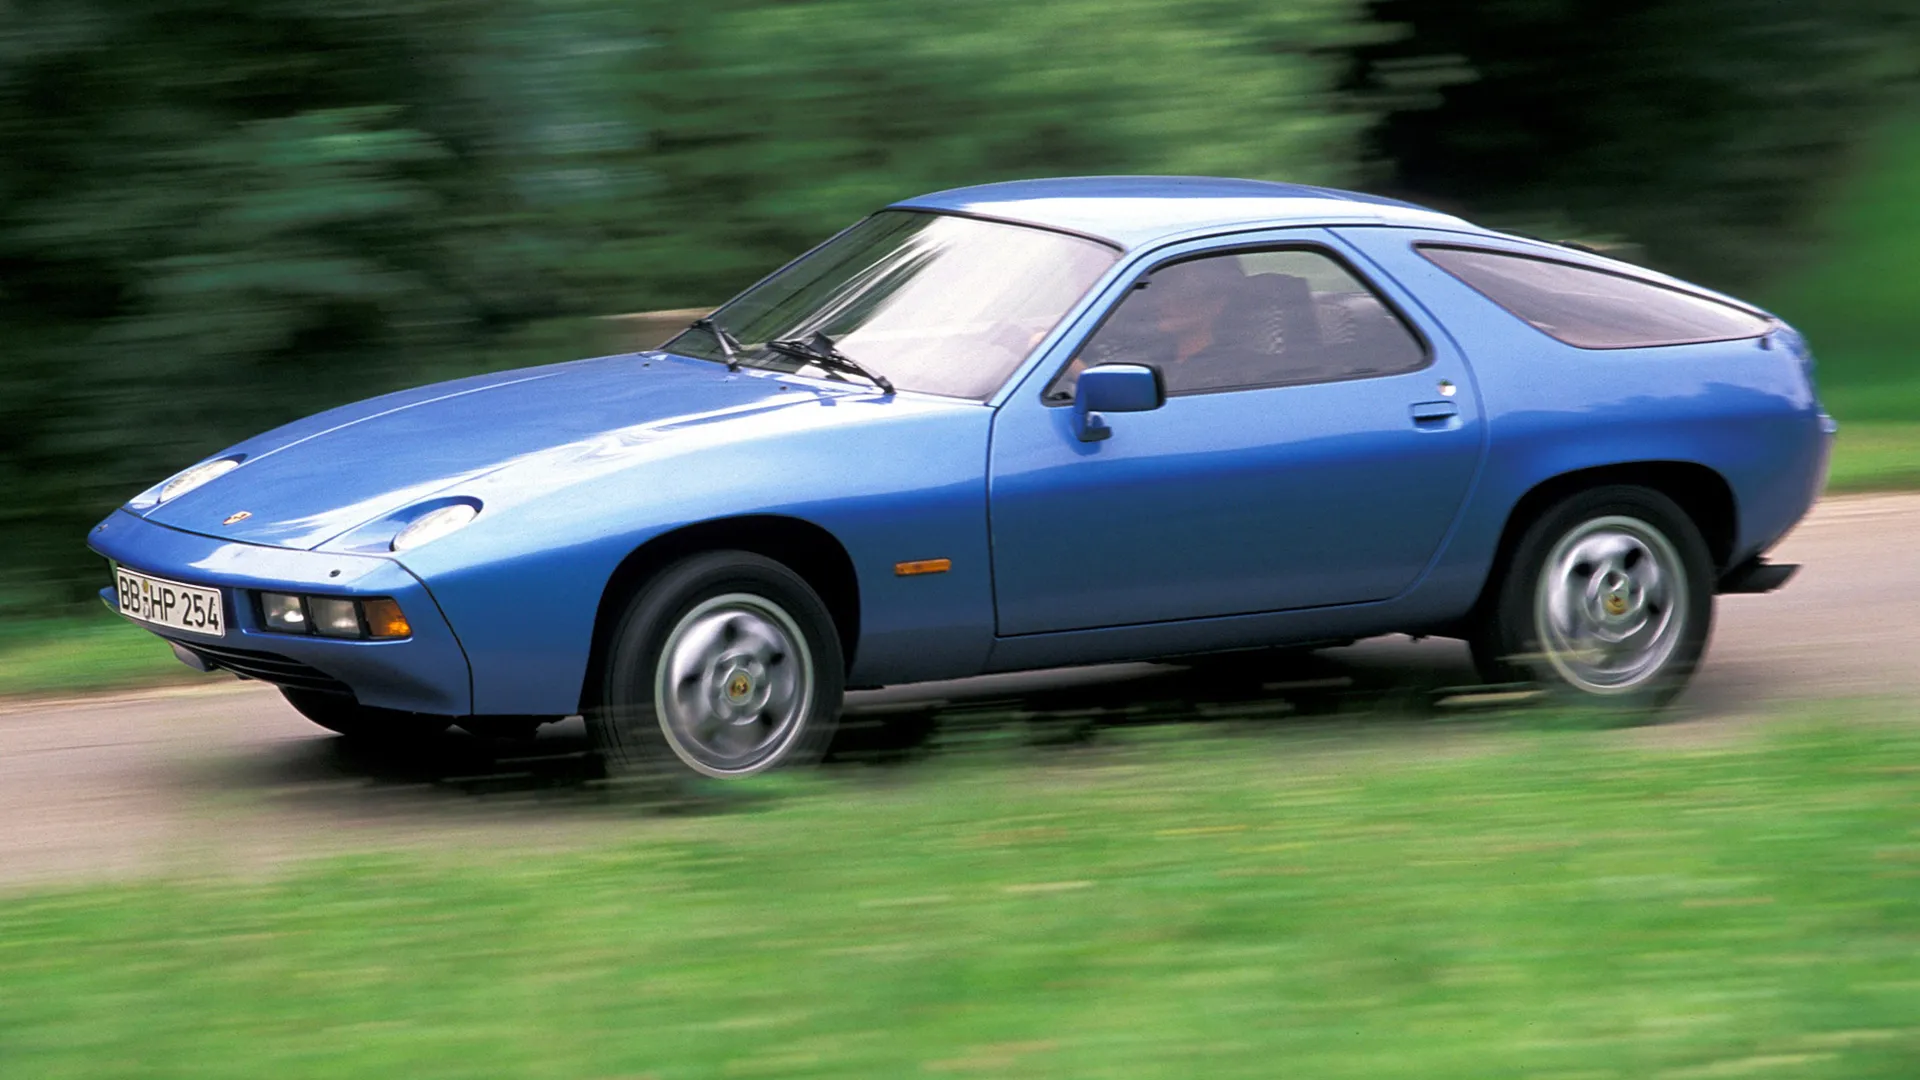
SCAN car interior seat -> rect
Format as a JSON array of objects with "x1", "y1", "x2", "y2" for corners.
[{"x1": 1217, "y1": 272, "x2": 1335, "y2": 386}]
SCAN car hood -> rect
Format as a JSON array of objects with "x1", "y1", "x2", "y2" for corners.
[{"x1": 140, "y1": 352, "x2": 882, "y2": 549}]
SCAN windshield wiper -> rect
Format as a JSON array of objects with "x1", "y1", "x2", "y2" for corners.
[
  {"x1": 766, "y1": 331, "x2": 895, "y2": 395},
  {"x1": 688, "y1": 315, "x2": 744, "y2": 371}
]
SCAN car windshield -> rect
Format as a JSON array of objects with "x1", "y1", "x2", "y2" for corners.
[{"x1": 665, "y1": 210, "x2": 1120, "y2": 399}]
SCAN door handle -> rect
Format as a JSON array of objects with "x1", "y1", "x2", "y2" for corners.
[{"x1": 1410, "y1": 401, "x2": 1458, "y2": 424}]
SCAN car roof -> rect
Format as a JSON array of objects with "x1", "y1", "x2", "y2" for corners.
[{"x1": 894, "y1": 175, "x2": 1482, "y2": 251}]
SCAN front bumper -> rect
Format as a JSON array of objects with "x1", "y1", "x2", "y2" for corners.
[{"x1": 88, "y1": 509, "x2": 472, "y2": 714}]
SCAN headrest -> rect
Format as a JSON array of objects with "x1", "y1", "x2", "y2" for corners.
[{"x1": 1222, "y1": 272, "x2": 1323, "y2": 355}]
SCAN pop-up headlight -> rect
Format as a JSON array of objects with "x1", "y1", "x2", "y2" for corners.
[
  {"x1": 391, "y1": 503, "x2": 479, "y2": 553},
  {"x1": 157, "y1": 456, "x2": 243, "y2": 503}
]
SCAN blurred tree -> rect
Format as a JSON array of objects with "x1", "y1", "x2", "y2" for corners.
[
  {"x1": 1353, "y1": 0, "x2": 1920, "y2": 288},
  {"x1": 0, "y1": 0, "x2": 553, "y2": 609},
  {"x1": 530, "y1": 0, "x2": 1375, "y2": 306},
  {"x1": 8, "y1": 0, "x2": 1919, "y2": 616},
  {"x1": 0, "y1": 0, "x2": 1375, "y2": 611}
]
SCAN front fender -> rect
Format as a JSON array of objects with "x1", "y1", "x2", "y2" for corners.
[{"x1": 392, "y1": 391, "x2": 997, "y2": 715}]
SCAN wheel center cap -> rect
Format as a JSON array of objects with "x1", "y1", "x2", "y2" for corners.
[
  {"x1": 1603, "y1": 591, "x2": 1630, "y2": 616},
  {"x1": 724, "y1": 671, "x2": 754, "y2": 703}
]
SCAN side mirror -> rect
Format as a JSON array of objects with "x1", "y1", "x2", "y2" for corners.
[{"x1": 1072, "y1": 363, "x2": 1165, "y2": 442}]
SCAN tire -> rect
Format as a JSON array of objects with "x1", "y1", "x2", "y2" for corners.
[
  {"x1": 1469, "y1": 485, "x2": 1714, "y2": 709},
  {"x1": 587, "y1": 551, "x2": 845, "y2": 779},
  {"x1": 280, "y1": 687, "x2": 450, "y2": 742}
]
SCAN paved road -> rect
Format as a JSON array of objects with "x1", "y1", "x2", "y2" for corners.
[{"x1": 3, "y1": 494, "x2": 1915, "y2": 887}]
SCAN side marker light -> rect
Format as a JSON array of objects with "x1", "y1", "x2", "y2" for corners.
[{"x1": 894, "y1": 558, "x2": 952, "y2": 577}]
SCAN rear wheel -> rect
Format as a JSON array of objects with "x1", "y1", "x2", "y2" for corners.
[
  {"x1": 279, "y1": 688, "x2": 450, "y2": 742},
  {"x1": 1470, "y1": 485, "x2": 1714, "y2": 709},
  {"x1": 587, "y1": 551, "x2": 844, "y2": 779}
]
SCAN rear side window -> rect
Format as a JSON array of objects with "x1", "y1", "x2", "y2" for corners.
[{"x1": 1419, "y1": 245, "x2": 1771, "y2": 349}]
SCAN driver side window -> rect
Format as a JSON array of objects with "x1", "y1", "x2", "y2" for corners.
[{"x1": 1047, "y1": 246, "x2": 1427, "y2": 400}]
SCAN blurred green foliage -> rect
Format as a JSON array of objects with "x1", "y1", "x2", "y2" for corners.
[
  {"x1": 1764, "y1": 119, "x2": 1920, "y2": 420},
  {"x1": 0, "y1": 1, "x2": 553, "y2": 609},
  {"x1": 1, "y1": 0, "x2": 1916, "y2": 613},
  {"x1": 0, "y1": 0, "x2": 1373, "y2": 611},
  {"x1": 1355, "y1": 0, "x2": 1920, "y2": 289}
]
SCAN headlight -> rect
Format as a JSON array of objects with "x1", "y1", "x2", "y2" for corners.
[
  {"x1": 257, "y1": 592, "x2": 411, "y2": 639},
  {"x1": 261, "y1": 592, "x2": 309, "y2": 633},
  {"x1": 307, "y1": 597, "x2": 363, "y2": 638},
  {"x1": 391, "y1": 503, "x2": 479, "y2": 552},
  {"x1": 158, "y1": 456, "x2": 243, "y2": 503}
]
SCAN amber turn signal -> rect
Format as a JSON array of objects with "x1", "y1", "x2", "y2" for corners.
[
  {"x1": 894, "y1": 558, "x2": 952, "y2": 577},
  {"x1": 362, "y1": 597, "x2": 412, "y2": 639}
]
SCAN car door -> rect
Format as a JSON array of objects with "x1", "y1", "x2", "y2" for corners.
[{"x1": 987, "y1": 228, "x2": 1485, "y2": 636}]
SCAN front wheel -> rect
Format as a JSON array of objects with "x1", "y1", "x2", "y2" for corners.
[
  {"x1": 587, "y1": 551, "x2": 844, "y2": 779},
  {"x1": 1470, "y1": 485, "x2": 1714, "y2": 709}
]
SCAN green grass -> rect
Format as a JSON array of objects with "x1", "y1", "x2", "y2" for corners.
[
  {"x1": 3, "y1": 713, "x2": 1920, "y2": 1077},
  {"x1": 0, "y1": 612, "x2": 202, "y2": 699},
  {"x1": 1828, "y1": 420, "x2": 1920, "y2": 493}
]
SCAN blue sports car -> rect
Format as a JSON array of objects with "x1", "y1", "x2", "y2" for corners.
[{"x1": 90, "y1": 177, "x2": 1831, "y2": 777}]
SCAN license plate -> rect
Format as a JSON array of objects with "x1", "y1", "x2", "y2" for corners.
[{"x1": 115, "y1": 568, "x2": 225, "y2": 638}]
